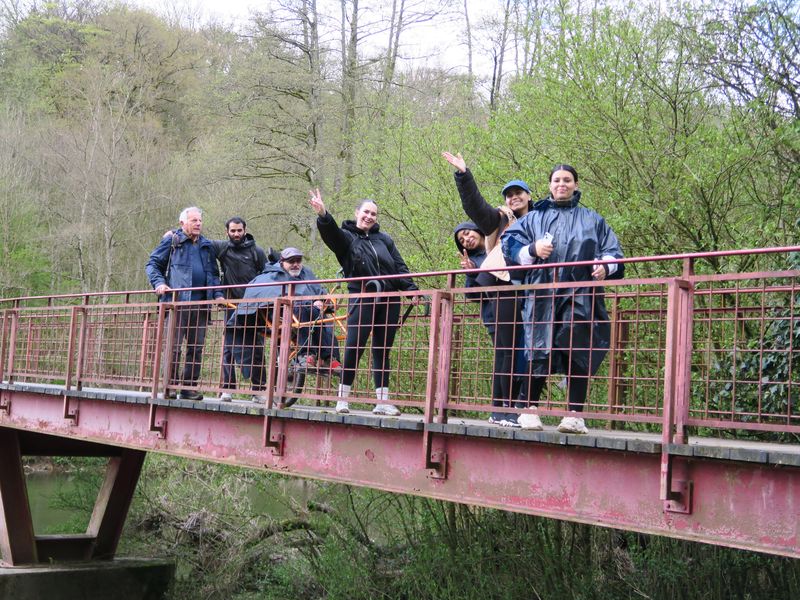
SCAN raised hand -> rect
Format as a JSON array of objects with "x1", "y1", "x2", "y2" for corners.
[
  {"x1": 442, "y1": 151, "x2": 467, "y2": 173},
  {"x1": 308, "y1": 188, "x2": 326, "y2": 216},
  {"x1": 459, "y1": 249, "x2": 475, "y2": 269}
]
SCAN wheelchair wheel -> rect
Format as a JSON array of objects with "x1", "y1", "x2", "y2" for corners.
[{"x1": 276, "y1": 354, "x2": 306, "y2": 408}]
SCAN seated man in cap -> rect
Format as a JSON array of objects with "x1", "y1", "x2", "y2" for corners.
[{"x1": 227, "y1": 247, "x2": 341, "y2": 400}]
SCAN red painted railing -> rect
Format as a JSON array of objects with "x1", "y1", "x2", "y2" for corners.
[{"x1": 1, "y1": 248, "x2": 799, "y2": 441}]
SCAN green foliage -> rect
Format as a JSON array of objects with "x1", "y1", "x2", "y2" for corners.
[{"x1": 706, "y1": 252, "x2": 800, "y2": 438}]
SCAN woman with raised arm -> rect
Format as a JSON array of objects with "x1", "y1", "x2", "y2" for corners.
[
  {"x1": 501, "y1": 164, "x2": 624, "y2": 434},
  {"x1": 309, "y1": 189, "x2": 418, "y2": 416},
  {"x1": 442, "y1": 151, "x2": 541, "y2": 430}
]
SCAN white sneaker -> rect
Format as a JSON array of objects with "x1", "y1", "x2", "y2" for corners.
[
  {"x1": 252, "y1": 395, "x2": 267, "y2": 404},
  {"x1": 518, "y1": 413, "x2": 543, "y2": 430},
  {"x1": 219, "y1": 393, "x2": 232, "y2": 402},
  {"x1": 557, "y1": 415, "x2": 588, "y2": 434},
  {"x1": 373, "y1": 404, "x2": 400, "y2": 416},
  {"x1": 335, "y1": 401, "x2": 350, "y2": 414}
]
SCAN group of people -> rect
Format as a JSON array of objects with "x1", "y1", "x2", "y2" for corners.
[
  {"x1": 444, "y1": 152, "x2": 624, "y2": 434},
  {"x1": 145, "y1": 153, "x2": 623, "y2": 434},
  {"x1": 145, "y1": 211, "x2": 342, "y2": 403}
]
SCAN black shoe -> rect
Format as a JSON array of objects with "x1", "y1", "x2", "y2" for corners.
[
  {"x1": 488, "y1": 412, "x2": 521, "y2": 428},
  {"x1": 179, "y1": 390, "x2": 204, "y2": 401}
]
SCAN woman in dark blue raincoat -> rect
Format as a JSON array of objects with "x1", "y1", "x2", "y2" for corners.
[{"x1": 501, "y1": 165, "x2": 623, "y2": 434}]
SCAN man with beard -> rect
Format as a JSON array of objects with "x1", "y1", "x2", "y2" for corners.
[
  {"x1": 227, "y1": 247, "x2": 341, "y2": 402},
  {"x1": 211, "y1": 217, "x2": 269, "y2": 400}
]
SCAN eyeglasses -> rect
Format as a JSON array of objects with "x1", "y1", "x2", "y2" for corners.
[{"x1": 282, "y1": 257, "x2": 303, "y2": 265}]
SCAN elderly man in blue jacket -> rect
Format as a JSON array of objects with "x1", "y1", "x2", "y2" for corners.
[
  {"x1": 226, "y1": 247, "x2": 341, "y2": 401},
  {"x1": 146, "y1": 206, "x2": 224, "y2": 401}
]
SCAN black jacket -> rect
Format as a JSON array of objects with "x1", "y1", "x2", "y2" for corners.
[
  {"x1": 453, "y1": 169, "x2": 535, "y2": 236},
  {"x1": 211, "y1": 234, "x2": 268, "y2": 299},
  {"x1": 454, "y1": 222, "x2": 496, "y2": 332},
  {"x1": 316, "y1": 212, "x2": 417, "y2": 294}
]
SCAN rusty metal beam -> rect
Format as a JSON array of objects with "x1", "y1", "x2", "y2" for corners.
[
  {"x1": 0, "y1": 428, "x2": 37, "y2": 566},
  {"x1": 1, "y1": 391, "x2": 797, "y2": 558},
  {"x1": 88, "y1": 450, "x2": 146, "y2": 559}
]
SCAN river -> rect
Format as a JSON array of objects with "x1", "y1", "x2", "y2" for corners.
[{"x1": 25, "y1": 469, "x2": 311, "y2": 534}]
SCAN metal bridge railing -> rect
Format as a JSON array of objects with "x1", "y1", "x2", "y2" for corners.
[{"x1": 1, "y1": 249, "x2": 799, "y2": 440}]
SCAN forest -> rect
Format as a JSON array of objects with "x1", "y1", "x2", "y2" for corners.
[
  {"x1": 4, "y1": 0, "x2": 799, "y2": 598},
  {"x1": 0, "y1": 0, "x2": 797, "y2": 300}
]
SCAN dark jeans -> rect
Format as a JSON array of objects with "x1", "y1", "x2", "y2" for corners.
[
  {"x1": 168, "y1": 306, "x2": 209, "y2": 388},
  {"x1": 342, "y1": 296, "x2": 401, "y2": 388},
  {"x1": 294, "y1": 304, "x2": 340, "y2": 362},
  {"x1": 228, "y1": 313, "x2": 267, "y2": 390},
  {"x1": 221, "y1": 308, "x2": 237, "y2": 389},
  {"x1": 491, "y1": 291, "x2": 529, "y2": 408}
]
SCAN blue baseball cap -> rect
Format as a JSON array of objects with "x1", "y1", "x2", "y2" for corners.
[{"x1": 501, "y1": 179, "x2": 531, "y2": 196}]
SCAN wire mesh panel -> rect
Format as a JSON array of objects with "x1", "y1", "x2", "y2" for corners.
[
  {"x1": 270, "y1": 290, "x2": 432, "y2": 411},
  {"x1": 7, "y1": 307, "x2": 73, "y2": 383},
  {"x1": 443, "y1": 279, "x2": 670, "y2": 427},
  {"x1": 78, "y1": 304, "x2": 160, "y2": 389},
  {"x1": 691, "y1": 273, "x2": 800, "y2": 432}
]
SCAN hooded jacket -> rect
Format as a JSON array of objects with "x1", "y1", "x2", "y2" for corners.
[
  {"x1": 146, "y1": 230, "x2": 223, "y2": 303},
  {"x1": 501, "y1": 191, "x2": 624, "y2": 375},
  {"x1": 454, "y1": 222, "x2": 496, "y2": 331},
  {"x1": 316, "y1": 211, "x2": 417, "y2": 294},
  {"x1": 211, "y1": 234, "x2": 268, "y2": 299}
]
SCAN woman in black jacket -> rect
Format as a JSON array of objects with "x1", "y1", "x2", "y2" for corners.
[{"x1": 309, "y1": 189, "x2": 418, "y2": 415}]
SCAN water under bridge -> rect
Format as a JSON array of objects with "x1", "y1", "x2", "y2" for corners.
[{"x1": 1, "y1": 248, "x2": 799, "y2": 571}]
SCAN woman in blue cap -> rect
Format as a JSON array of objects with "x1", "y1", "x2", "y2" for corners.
[{"x1": 442, "y1": 151, "x2": 541, "y2": 429}]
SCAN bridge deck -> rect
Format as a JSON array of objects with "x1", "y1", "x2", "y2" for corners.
[{"x1": 4, "y1": 382, "x2": 799, "y2": 468}]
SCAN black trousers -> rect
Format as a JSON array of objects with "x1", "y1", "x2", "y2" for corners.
[
  {"x1": 528, "y1": 362, "x2": 590, "y2": 412},
  {"x1": 490, "y1": 291, "x2": 528, "y2": 407},
  {"x1": 342, "y1": 297, "x2": 401, "y2": 388}
]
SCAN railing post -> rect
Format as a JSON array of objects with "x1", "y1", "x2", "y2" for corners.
[
  {"x1": 62, "y1": 305, "x2": 82, "y2": 424},
  {"x1": 148, "y1": 302, "x2": 169, "y2": 438},
  {"x1": 4, "y1": 301, "x2": 19, "y2": 384},
  {"x1": 606, "y1": 293, "x2": 621, "y2": 424},
  {"x1": 263, "y1": 297, "x2": 291, "y2": 455},
  {"x1": 0, "y1": 309, "x2": 9, "y2": 383},
  {"x1": 423, "y1": 290, "x2": 449, "y2": 479},
  {"x1": 137, "y1": 311, "x2": 152, "y2": 390},
  {"x1": 73, "y1": 296, "x2": 91, "y2": 391},
  {"x1": 660, "y1": 275, "x2": 694, "y2": 513}
]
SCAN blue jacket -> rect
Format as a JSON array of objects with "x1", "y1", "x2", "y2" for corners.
[
  {"x1": 501, "y1": 191, "x2": 623, "y2": 375},
  {"x1": 231, "y1": 264, "x2": 327, "y2": 321},
  {"x1": 145, "y1": 230, "x2": 223, "y2": 302}
]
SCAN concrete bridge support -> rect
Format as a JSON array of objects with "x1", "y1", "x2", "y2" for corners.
[{"x1": 0, "y1": 427, "x2": 171, "y2": 598}]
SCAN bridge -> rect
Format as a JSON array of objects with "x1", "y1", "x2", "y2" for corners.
[{"x1": 1, "y1": 248, "x2": 799, "y2": 570}]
